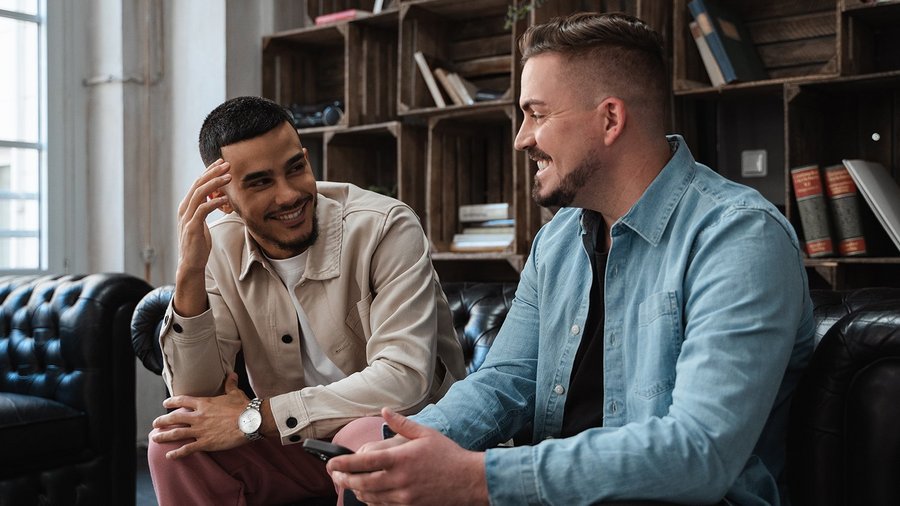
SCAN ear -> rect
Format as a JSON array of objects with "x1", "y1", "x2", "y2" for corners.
[
  {"x1": 597, "y1": 97, "x2": 627, "y2": 146},
  {"x1": 210, "y1": 188, "x2": 234, "y2": 214}
]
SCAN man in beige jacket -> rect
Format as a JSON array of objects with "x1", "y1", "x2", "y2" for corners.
[{"x1": 147, "y1": 95, "x2": 464, "y2": 505}]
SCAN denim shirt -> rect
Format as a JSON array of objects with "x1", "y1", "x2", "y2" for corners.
[{"x1": 412, "y1": 136, "x2": 815, "y2": 505}]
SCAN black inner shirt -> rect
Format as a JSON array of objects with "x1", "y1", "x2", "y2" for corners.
[{"x1": 560, "y1": 226, "x2": 608, "y2": 438}]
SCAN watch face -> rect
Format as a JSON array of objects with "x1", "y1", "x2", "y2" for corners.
[{"x1": 238, "y1": 408, "x2": 262, "y2": 434}]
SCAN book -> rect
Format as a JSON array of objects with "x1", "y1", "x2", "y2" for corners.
[
  {"x1": 458, "y1": 202, "x2": 509, "y2": 223},
  {"x1": 822, "y1": 164, "x2": 867, "y2": 256},
  {"x1": 842, "y1": 159, "x2": 900, "y2": 254},
  {"x1": 450, "y1": 233, "x2": 514, "y2": 253},
  {"x1": 433, "y1": 68, "x2": 465, "y2": 106},
  {"x1": 413, "y1": 51, "x2": 447, "y2": 108},
  {"x1": 314, "y1": 9, "x2": 370, "y2": 25},
  {"x1": 462, "y1": 226, "x2": 515, "y2": 235},
  {"x1": 689, "y1": 21, "x2": 726, "y2": 87},
  {"x1": 448, "y1": 73, "x2": 477, "y2": 105},
  {"x1": 790, "y1": 165, "x2": 834, "y2": 258},
  {"x1": 687, "y1": 0, "x2": 767, "y2": 84}
]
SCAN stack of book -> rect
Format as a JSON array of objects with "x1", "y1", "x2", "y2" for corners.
[
  {"x1": 790, "y1": 163, "x2": 868, "y2": 258},
  {"x1": 412, "y1": 51, "x2": 506, "y2": 108},
  {"x1": 451, "y1": 203, "x2": 514, "y2": 253}
]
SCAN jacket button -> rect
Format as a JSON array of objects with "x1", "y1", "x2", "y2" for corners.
[
  {"x1": 286, "y1": 417, "x2": 298, "y2": 428},
  {"x1": 289, "y1": 435, "x2": 301, "y2": 443},
  {"x1": 172, "y1": 323, "x2": 183, "y2": 333},
  {"x1": 282, "y1": 334, "x2": 293, "y2": 344},
  {"x1": 570, "y1": 324, "x2": 580, "y2": 335},
  {"x1": 554, "y1": 384, "x2": 565, "y2": 395}
]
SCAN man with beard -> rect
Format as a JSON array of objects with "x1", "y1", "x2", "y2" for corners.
[
  {"x1": 328, "y1": 12, "x2": 814, "y2": 505},
  {"x1": 147, "y1": 96, "x2": 465, "y2": 505}
]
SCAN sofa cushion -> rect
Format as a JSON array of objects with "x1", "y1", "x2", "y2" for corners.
[{"x1": 0, "y1": 392, "x2": 87, "y2": 477}]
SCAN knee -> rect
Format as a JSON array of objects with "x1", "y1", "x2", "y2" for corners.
[
  {"x1": 147, "y1": 429, "x2": 187, "y2": 470},
  {"x1": 333, "y1": 416, "x2": 386, "y2": 452}
]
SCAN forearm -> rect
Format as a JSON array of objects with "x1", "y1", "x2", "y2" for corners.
[{"x1": 173, "y1": 264, "x2": 209, "y2": 317}]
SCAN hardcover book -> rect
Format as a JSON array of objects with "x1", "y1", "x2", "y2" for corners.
[
  {"x1": 433, "y1": 68, "x2": 465, "y2": 106},
  {"x1": 687, "y1": 0, "x2": 767, "y2": 83},
  {"x1": 689, "y1": 20, "x2": 725, "y2": 86},
  {"x1": 790, "y1": 164, "x2": 834, "y2": 257},
  {"x1": 842, "y1": 159, "x2": 900, "y2": 254},
  {"x1": 822, "y1": 164, "x2": 867, "y2": 256}
]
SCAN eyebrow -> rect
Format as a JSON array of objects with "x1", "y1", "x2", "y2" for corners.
[
  {"x1": 520, "y1": 99, "x2": 546, "y2": 112},
  {"x1": 240, "y1": 152, "x2": 306, "y2": 185}
]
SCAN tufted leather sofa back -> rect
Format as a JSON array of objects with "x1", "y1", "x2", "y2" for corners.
[
  {"x1": 0, "y1": 273, "x2": 152, "y2": 505},
  {"x1": 788, "y1": 288, "x2": 900, "y2": 506}
]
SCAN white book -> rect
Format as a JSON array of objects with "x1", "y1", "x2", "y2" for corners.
[
  {"x1": 458, "y1": 202, "x2": 509, "y2": 223},
  {"x1": 450, "y1": 233, "x2": 513, "y2": 252},
  {"x1": 413, "y1": 51, "x2": 446, "y2": 108},
  {"x1": 842, "y1": 159, "x2": 900, "y2": 253}
]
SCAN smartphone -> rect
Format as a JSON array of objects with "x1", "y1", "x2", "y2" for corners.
[{"x1": 302, "y1": 438, "x2": 354, "y2": 462}]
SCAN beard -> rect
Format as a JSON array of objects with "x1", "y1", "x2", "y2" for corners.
[
  {"x1": 232, "y1": 197, "x2": 320, "y2": 256},
  {"x1": 530, "y1": 147, "x2": 599, "y2": 208}
]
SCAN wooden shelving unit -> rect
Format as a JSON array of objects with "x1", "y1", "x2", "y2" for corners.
[
  {"x1": 673, "y1": 0, "x2": 900, "y2": 289},
  {"x1": 262, "y1": 0, "x2": 899, "y2": 287}
]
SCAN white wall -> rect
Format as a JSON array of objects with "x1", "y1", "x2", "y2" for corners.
[{"x1": 62, "y1": 0, "x2": 286, "y2": 444}]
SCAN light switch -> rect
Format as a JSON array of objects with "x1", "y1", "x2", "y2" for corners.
[{"x1": 741, "y1": 149, "x2": 767, "y2": 178}]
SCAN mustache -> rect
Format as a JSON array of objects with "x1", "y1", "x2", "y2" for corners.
[{"x1": 527, "y1": 148, "x2": 551, "y2": 162}]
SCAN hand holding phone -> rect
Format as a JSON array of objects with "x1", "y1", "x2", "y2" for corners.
[{"x1": 302, "y1": 438, "x2": 354, "y2": 462}]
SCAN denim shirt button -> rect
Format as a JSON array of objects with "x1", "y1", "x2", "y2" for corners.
[
  {"x1": 608, "y1": 400, "x2": 618, "y2": 414},
  {"x1": 554, "y1": 384, "x2": 565, "y2": 395},
  {"x1": 570, "y1": 324, "x2": 580, "y2": 335}
]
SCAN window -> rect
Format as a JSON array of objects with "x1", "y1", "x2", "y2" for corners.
[{"x1": 0, "y1": 0, "x2": 43, "y2": 270}]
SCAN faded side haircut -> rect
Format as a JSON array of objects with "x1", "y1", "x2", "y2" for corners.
[
  {"x1": 519, "y1": 12, "x2": 667, "y2": 119},
  {"x1": 198, "y1": 96, "x2": 297, "y2": 166}
]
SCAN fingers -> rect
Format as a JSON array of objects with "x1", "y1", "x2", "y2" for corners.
[
  {"x1": 151, "y1": 426, "x2": 195, "y2": 444},
  {"x1": 166, "y1": 440, "x2": 202, "y2": 460},
  {"x1": 163, "y1": 395, "x2": 199, "y2": 411},
  {"x1": 178, "y1": 159, "x2": 232, "y2": 224},
  {"x1": 381, "y1": 408, "x2": 432, "y2": 441}
]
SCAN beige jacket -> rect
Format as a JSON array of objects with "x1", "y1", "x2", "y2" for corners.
[{"x1": 160, "y1": 182, "x2": 465, "y2": 442}]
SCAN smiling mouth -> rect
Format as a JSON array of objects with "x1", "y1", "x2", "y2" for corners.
[{"x1": 267, "y1": 198, "x2": 310, "y2": 223}]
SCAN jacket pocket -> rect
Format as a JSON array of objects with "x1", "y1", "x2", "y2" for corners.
[
  {"x1": 345, "y1": 292, "x2": 373, "y2": 340},
  {"x1": 633, "y1": 291, "x2": 682, "y2": 400}
]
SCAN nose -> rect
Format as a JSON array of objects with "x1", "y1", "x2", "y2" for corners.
[
  {"x1": 514, "y1": 117, "x2": 534, "y2": 151},
  {"x1": 273, "y1": 177, "x2": 298, "y2": 206}
]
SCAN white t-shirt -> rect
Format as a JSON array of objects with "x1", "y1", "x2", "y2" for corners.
[{"x1": 265, "y1": 251, "x2": 347, "y2": 387}]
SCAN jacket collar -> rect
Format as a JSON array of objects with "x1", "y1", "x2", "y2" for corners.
[{"x1": 238, "y1": 192, "x2": 344, "y2": 281}]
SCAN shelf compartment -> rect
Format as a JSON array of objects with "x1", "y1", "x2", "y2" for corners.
[
  {"x1": 673, "y1": 0, "x2": 839, "y2": 91},
  {"x1": 399, "y1": 0, "x2": 516, "y2": 114},
  {"x1": 323, "y1": 121, "x2": 427, "y2": 218},
  {"x1": 263, "y1": 19, "x2": 398, "y2": 128},
  {"x1": 786, "y1": 76, "x2": 900, "y2": 258},
  {"x1": 841, "y1": 0, "x2": 900, "y2": 75},
  {"x1": 675, "y1": 89, "x2": 786, "y2": 207},
  {"x1": 425, "y1": 105, "x2": 521, "y2": 254}
]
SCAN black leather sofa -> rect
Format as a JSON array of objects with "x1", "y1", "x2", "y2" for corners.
[
  {"x1": 130, "y1": 282, "x2": 900, "y2": 505},
  {"x1": 0, "y1": 273, "x2": 152, "y2": 506}
]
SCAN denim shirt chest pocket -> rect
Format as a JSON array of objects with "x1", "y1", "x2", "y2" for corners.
[{"x1": 632, "y1": 291, "x2": 683, "y2": 401}]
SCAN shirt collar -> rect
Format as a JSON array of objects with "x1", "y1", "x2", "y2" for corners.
[
  {"x1": 615, "y1": 134, "x2": 695, "y2": 246},
  {"x1": 238, "y1": 192, "x2": 344, "y2": 281}
]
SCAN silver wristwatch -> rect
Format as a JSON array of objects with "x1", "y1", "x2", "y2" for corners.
[{"x1": 238, "y1": 397, "x2": 264, "y2": 441}]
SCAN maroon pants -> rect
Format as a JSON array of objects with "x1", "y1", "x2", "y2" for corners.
[{"x1": 148, "y1": 417, "x2": 385, "y2": 506}]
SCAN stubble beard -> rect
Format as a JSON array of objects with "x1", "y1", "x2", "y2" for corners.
[
  {"x1": 233, "y1": 197, "x2": 320, "y2": 256},
  {"x1": 531, "y1": 149, "x2": 599, "y2": 208}
]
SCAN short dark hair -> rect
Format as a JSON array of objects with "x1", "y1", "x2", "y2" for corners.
[
  {"x1": 519, "y1": 12, "x2": 667, "y2": 118},
  {"x1": 198, "y1": 96, "x2": 297, "y2": 166}
]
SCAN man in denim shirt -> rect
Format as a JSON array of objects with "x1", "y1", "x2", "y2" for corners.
[{"x1": 330, "y1": 12, "x2": 815, "y2": 505}]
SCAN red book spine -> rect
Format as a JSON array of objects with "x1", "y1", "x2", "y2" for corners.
[
  {"x1": 790, "y1": 165, "x2": 834, "y2": 257},
  {"x1": 314, "y1": 9, "x2": 368, "y2": 25},
  {"x1": 823, "y1": 164, "x2": 867, "y2": 256}
]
